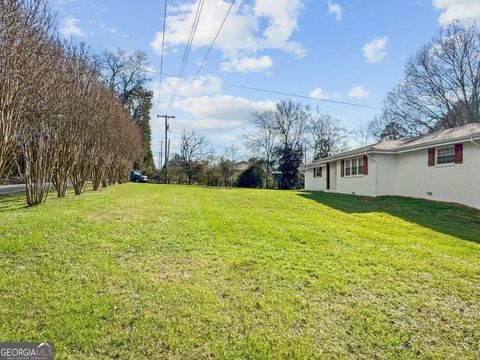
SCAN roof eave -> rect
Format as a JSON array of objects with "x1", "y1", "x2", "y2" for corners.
[{"x1": 396, "y1": 133, "x2": 480, "y2": 153}]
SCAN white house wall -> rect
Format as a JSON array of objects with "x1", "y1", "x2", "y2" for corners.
[
  {"x1": 375, "y1": 154, "x2": 397, "y2": 196},
  {"x1": 395, "y1": 142, "x2": 480, "y2": 209},
  {"x1": 304, "y1": 167, "x2": 326, "y2": 191},
  {"x1": 334, "y1": 159, "x2": 377, "y2": 197}
]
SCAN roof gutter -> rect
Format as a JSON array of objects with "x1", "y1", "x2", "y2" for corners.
[
  {"x1": 364, "y1": 151, "x2": 376, "y2": 161},
  {"x1": 395, "y1": 135, "x2": 480, "y2": 154},
  {"x1": 471, "y1": 136, "x2": 480, "y2": 148}
]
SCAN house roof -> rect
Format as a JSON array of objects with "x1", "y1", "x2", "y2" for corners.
[
  {"x1": 300, "y1": 123, "x2": 480, "y2": 170},
  {"x1": 234, "y1": 161, "x2": 250, "y2": 172}
]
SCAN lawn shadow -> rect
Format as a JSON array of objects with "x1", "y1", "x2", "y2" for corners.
[
  {"x1": 0, "y1": 193, "x2": 28, "y2": 213},
  {"x1": 298, "y1": 191, "x2": 480, "y2": 244}
]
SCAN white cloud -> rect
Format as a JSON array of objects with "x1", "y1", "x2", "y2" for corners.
[
  {"x1": 221, "y1": 55, "x2": 273, "y2": 73},
  {"x1": 362, "y1": 36, "x2": 388, "y2": 63},
  {"x1": 99, "y1": 23, "x2": 118, "y2": 34},
  {"x1": 164, "y1": 75, "x2": 222, "y2": 98},
  {"x1": 309, "y1": 88, "x2": 329, "y2": 100},
  {"x1": 152, "y1": 95, "x2": 276, "y2": 136},
  {"x1": 253, "y1": 0, "x2": 305, "y2": 56},
  {"x1": 348, "y1": 85, "x2": 371, "y2": 99},
  {"x1": 328, "y1": 0, "x2": 343, "y2": 21},
  {"x1": 151, "y1": 0, "x2": 305, "y2": 73},
  {"x1": 170, "y1": 119, "x2": 243, "y2": 133},
  {"x1": 172, "y1": 95, "x2": 276, "y2": 122},
  {"x1": 59, "y1": 17, "x2": 86, "y2": 38},
  {"x1": 432, "y1": 0, "x2": 480, "y2": 24}
]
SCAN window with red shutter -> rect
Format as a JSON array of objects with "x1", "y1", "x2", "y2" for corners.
[{"x1": 454, "y1": 143, "x2": 463, "y2": 164}]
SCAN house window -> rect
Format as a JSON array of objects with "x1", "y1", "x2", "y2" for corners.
[
  {"x1": 345, "y1": 157, "x2": 364, "y2": 176},
  {"x1": 314, "y1": 167, "x2": 322, "y2": 177},
  {"x1": 437, "y1": 146, "x2": 455, "y2": 164}
]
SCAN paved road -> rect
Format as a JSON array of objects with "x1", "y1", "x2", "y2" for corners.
[{"x1": 0, "y1": 184, "x2": 25, "y2": 195}]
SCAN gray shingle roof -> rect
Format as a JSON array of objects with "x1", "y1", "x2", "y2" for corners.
[
  {"x1": 301, "y1": 123, "x2": 480, "y2": 169},
  {"x1": 397, "y1": 123, "x2": 480, "y2": 150}
]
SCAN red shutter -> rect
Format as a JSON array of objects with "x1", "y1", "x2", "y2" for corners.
[
  {"x1": 320, "y1": 167, "x2": 322, "y2": 177},
  {"x1": 313, "y1": 168, "x2": 316, "y2": 178},
  {"x1": 363, "y1": 155, "x2": 368, "y2": 175},
  {"x1": 428, "y1": 148, "x2": 435, "y2": 166},
  {"x1": 454, "y1": 144, "x2": 463, "y2": 164},
  {"x1": 341, "y1": 160, "x2": 345, "y2": 177}
]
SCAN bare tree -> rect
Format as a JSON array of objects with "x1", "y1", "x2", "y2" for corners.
[
  {"x1": 273, "y1": 100, "x2": 310, "y2": 190},
  {"x1": 0, "y1": 0, "x2": 55, "y2": 188},
  {"x1": 52, "y1": 43, "x2": 98, "y2": 197},
  {"x1": 384, "y1": 22, "x2": 480, "y2": 135},
  {"x1": 101, "y1": 49, "x2": 155, "y2": 173},
  {"x1": 12, "y1": 2, "x2": 62, "y2": 205},
  {"x1": 307, "y1": 113, "x2": 347, "y2": 160},
  {"x1": 245, "y1": 111, "x2": 277, "y2": 188},
  {"x1": 222, "y1": 145, "x2": 239, "y2": 187},
  {"x1": 180, "y1": 130, "x2": 209, "y2": 185},
  {"x1": 352, "y1": 123, "x2": 372, "y2": 147}
]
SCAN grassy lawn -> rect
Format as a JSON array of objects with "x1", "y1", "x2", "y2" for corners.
[{"x1": 0, "y1": 184, "x2": 479, "y2": 359}]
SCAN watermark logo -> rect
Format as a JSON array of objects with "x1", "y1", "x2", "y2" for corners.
[{"x1": 0, "y1": 343, "x2": 54, "y2": 360}]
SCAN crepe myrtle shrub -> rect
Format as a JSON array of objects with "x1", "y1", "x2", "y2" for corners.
[{"x1": 0, "y1": 0, "x2": 142, "y2": 205}]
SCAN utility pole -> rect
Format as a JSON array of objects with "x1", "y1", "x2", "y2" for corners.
[
  {"x1": 159, "y1": 140, "x2": 163, "y2": 169},
  {"x1": 157, "y1": 114, "x2": 175, "y2": 184}
]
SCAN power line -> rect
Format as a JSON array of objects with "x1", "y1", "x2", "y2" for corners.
[
  {"x1": 222, "y1": 82, "x2": 382, "y2": 110},
  {"x1": 158, "y1": 0, "x2": 168, "y2": 101},
  {"x1": 168, "y1": 0, "x2": 206, "y2": 110},
  {"x1": 194, "y1": 0, "x2": 236, "y2": 80},
  {"x1": 32, "y1": 51, "x2": 382, "y2": 111}
]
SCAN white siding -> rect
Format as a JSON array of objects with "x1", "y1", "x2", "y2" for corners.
[
  {"x1": 395, "y1": 142, "x2": 480, "y2": 209},
  {"x1": 375, "y1": 154, "x2": 397, "y2": 196},
  {"x1": 334, "y1": 158, "x2": 377, "y2": 197},
  {"x1": 303, "y1": 167, "x2": 326, "y2": 191}
]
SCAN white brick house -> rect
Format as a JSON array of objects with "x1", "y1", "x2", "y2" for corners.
[{"x1": 299, "y1": 123, "x2": 480, "y2": 209}]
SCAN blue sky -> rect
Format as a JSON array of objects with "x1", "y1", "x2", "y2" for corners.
[{"x1": 52, "y1": 0, "x2": 480, "y2": 163}]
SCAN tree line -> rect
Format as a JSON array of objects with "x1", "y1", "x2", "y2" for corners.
[
  {"x1": 152, "y1": 101, "x2": 348, "y2": 190},
  {"x1": 0, "y1": 0, "x2": 151, "y2": 205}
]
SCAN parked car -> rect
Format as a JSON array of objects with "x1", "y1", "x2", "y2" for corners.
[{"x1": 130, "y1": 171, "x2": 148, "y2": 183}]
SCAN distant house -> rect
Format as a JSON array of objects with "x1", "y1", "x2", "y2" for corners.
[
  {"x1": 233, "y1": 161, "x2": 250, "y2": 175},
  {"x1": 300, "y1": 123, "x2": 480, "y2": 209}
]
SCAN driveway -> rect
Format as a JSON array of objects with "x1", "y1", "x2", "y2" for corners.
[{"x1": 0, "y1": 184, "x2": 25, "y2": 195}]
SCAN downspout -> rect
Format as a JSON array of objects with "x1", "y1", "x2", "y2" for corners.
[{"x1": 470, "y1": 137, "x2": 480, "y2": 148}]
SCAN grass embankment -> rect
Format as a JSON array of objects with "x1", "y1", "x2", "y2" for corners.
[{"x1": 0, "y1": 184, "x2": 479, "y2": 358}]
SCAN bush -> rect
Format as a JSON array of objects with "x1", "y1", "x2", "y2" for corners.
[{"x1": 237, "y1": 165, "x2": 264, "y2": 188}]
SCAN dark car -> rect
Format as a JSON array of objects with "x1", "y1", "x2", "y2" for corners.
[{"x1": 130, "y1": 171, "x2": 148, "y2": 183}]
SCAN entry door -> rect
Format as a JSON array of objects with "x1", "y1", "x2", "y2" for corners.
[
  {"x1": 330, "y1": 162, "x2": 337, "y2": 190},
  {"x1": 326, "y1": 163, "x2": 330, "y2": 190}
]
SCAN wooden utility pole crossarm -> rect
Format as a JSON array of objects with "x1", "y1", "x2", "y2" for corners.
[{"x1": 157, "y1": 114, "x2": 175, "y2": 183}]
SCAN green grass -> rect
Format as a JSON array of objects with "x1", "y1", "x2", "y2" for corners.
[{"x1": 0, "y1": 184, "x2": 479, "y2": 359}]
